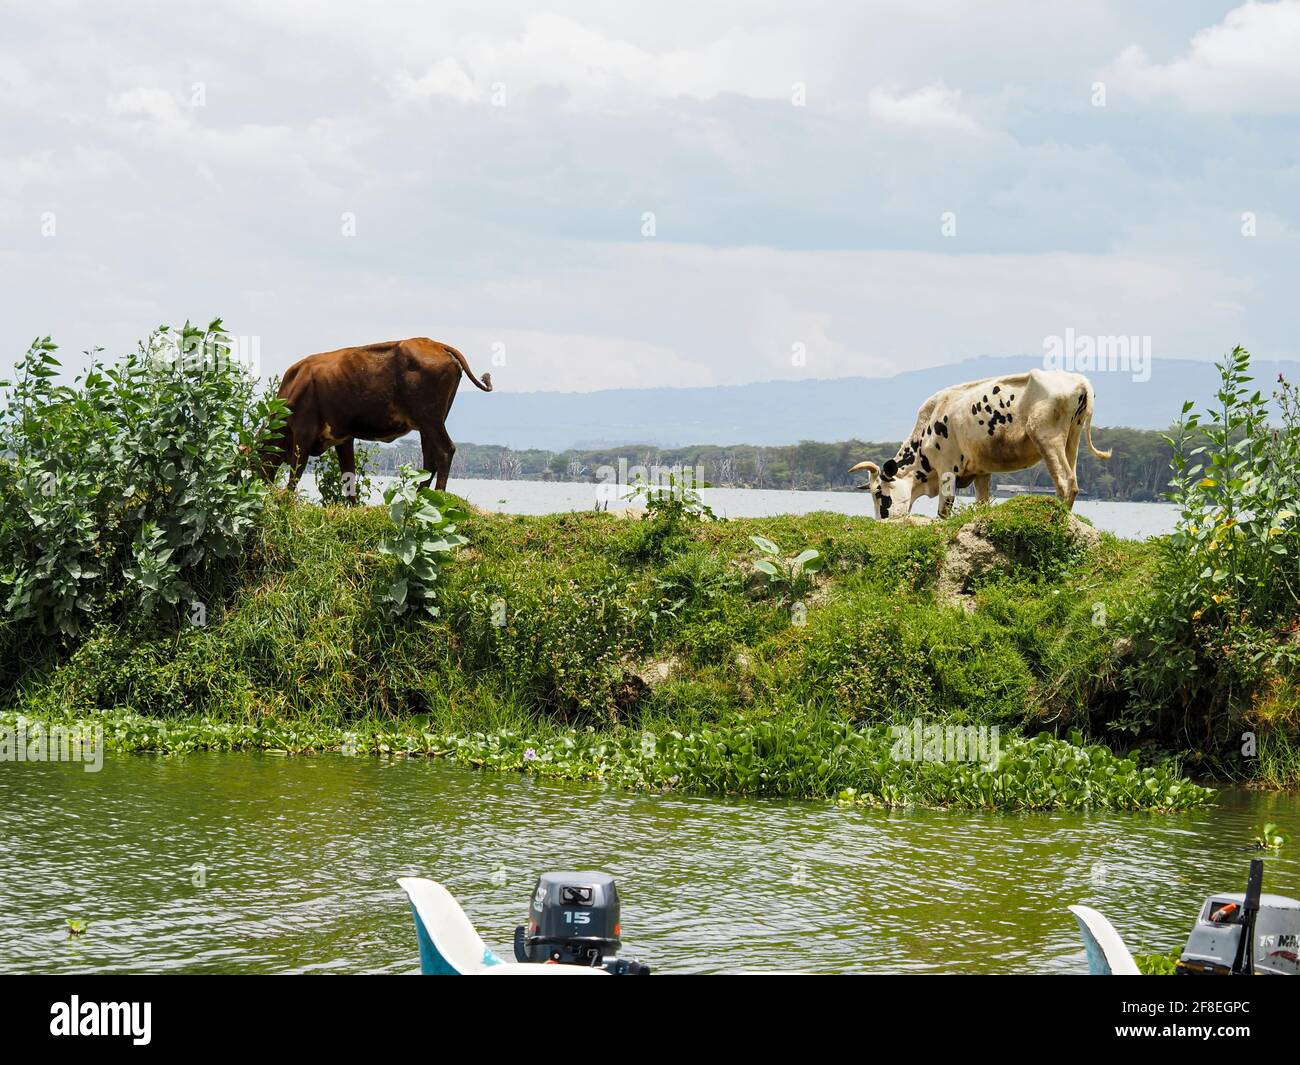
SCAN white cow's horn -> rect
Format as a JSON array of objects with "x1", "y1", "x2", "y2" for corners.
[{"x1": 849, "y1": 460, "x2": 880, "y2": 485}]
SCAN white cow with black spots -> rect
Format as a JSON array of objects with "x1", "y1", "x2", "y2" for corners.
[{"x1": 850, "y1": 369, "x2": 1111, "y2": 518}]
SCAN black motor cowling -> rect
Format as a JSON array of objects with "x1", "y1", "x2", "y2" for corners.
[
  {"x1": 1176, "y1": 858, "x2": 1300, "y2": 976},
  {"x1": 514, "y1": 871, "x2": 626, "y2": 967}
]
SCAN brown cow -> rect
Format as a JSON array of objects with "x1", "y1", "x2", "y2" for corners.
[{"x1": 264, "y1": 337, "x2": 493, "y2": 493}]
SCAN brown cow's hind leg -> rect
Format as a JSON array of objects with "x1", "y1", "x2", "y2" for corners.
[{"x1": 419, "y1": 423, "x2": 456, "y2": 491}]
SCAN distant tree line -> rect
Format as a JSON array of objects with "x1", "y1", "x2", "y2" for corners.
[{"x1": 364, "y1": 425, "x2": 1183, "y2": 501}]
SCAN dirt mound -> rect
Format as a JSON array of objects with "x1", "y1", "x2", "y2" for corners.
[{"x1": 937, "y1": 511, "x2": 1099, "y2": 611}]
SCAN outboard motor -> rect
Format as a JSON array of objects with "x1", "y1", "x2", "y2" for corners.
[
  {"x1": 1177, "y1": 859, "x2": 1300, "y2": 976},
  {"x1": 513, "y1": 871, "x2": 649, "y2": 974}
]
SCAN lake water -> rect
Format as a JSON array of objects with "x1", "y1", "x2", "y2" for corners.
[
  {"x1": 307, "y1": 475, "x2": 1181, "y2": 540},
  {"x1": 2, "y1": 753, "x2": 1294, "y2": 974}
]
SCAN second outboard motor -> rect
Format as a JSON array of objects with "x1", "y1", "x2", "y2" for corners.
[{"x1": 1177, "y1": 859, "x2": 1300, "y2": 976}]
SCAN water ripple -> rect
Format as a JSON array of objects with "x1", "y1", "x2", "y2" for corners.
[{"x1": 0, "y1": 754, "x2": 1295, "y2": 974}]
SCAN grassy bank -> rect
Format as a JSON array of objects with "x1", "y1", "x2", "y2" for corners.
[
  {"x1": 0, "y1": 494, "x2": 1142, "y2": 727},
  {"x1": 3, "y1": 332, "x2": 1296, "y2": 808},
  {"x1": 0, "y1": 492, "x2": 1232, "y2": 808}
]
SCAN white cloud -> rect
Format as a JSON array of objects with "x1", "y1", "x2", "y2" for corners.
[
  {"x1": 108, "y1": 86, "x2": 191, "y2": 128},
  {"x1": 447, "y1": 328, "x2": 716, "y2": 391},
  {"x1": 1109, "y1": 0, "x2": 1300, "y2": 113},
  {"x1": 392, "y1": 59, "x2": 483, "y2": 104},
  {"x1": 0, "y1": 236, "x2": 1258, "y2": 393},
  {"x1": 865, "y1": 84, "x2": 981, "y2": 133},
  {"x1": 389, "y1": 12, "x2": 810, "y2": 111},
  {"x1": 2, "y1": 0, "x2": 1298, "y2": 399},
  {"x1": 0, "y1": 56, "x2": 48, "y2": 109}
]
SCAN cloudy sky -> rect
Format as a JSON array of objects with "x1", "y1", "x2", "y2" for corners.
[{"x1": 2, "y1": 0, "x2": 1298, "y2": 391}]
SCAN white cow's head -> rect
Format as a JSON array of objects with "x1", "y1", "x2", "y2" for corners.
[{"x1": 849, "y1": 458, "x2": 919, "y2": 519}]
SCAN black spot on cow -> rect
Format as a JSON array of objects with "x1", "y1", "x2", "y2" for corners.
[
  {"x1": 983, "y1": 395, "x2": 988, "y2": 403},
  {"x1": 952, "y1": 464, "x2": 959, "y2": 472},
  {"x1": 992, "y1": 386, "x2": 1000, "y2": 394},
  {"x1": 1007, "y1": 413, "x2": 1013, "y2": 422},
  {"x1": 971, "y1": 404, "x2": 978, "y2": 415},
  {"x1": 878, "y1": 493, "x2": 892, "y2": 518},
  {"x1": 882, "y1": 458, "x2": 898, "y2": 478},
  {"x1": 917, "y1": 472, "x2": 927, "y2": 484},
  {"x1": 920, "y1": 454, "x2": 931, "y2": 472},
  {"x1": 978, "y1": 419, "x2": 984, "y2": 425},
  {"x1": 935, "y1": 420, "x2": 949, "y2": 438}
]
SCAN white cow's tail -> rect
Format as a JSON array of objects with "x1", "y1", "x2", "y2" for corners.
[{"x1": 1083, "y1": 385, "x2": 1111, "y2": 460}]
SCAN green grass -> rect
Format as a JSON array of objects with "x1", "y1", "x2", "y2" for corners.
[{"x1": 1, "y1": 493, "x2": 1292, "y2": 808}]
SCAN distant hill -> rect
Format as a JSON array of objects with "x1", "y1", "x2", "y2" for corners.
[{"x1": 443, "y1": 355, "x2": 1300, "y2": 451}]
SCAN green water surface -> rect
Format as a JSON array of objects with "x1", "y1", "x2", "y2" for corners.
[{"x1": 1, "y1": 753, "x2": 1296, "y2": 974}]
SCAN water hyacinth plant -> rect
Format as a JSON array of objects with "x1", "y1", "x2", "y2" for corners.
[
  {"x1": 1251, "y1": 822, "x2": 1287, "y2": 850},
  {"x1": 5, "y1": 706, "x2": 1211, "y2": 813}
]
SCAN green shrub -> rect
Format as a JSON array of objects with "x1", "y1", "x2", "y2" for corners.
[
  {"x1": 617, "y1": 473, "x2": 716, "y2": 563},
  {"x1": 376, "y1": 467, "x2": 468, "y2": 617},
  {"x1": 314, "y1": 443, "x2": 377, "y2": 506},
  {"x1": 0, "y1": 321, "x2": 286, "y2": 636},
  {"x1": 1126, "y1": 347, "x2": 1300, "y2": 761}
]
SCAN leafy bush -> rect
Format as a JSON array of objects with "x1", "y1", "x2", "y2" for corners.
[
  {"x1": 619, "y1": 472, "x2": 716, "y2": 562},
  {"x1": 1165, "y1": 348, "x2": 1300, "y2": 624},
  {"x1": 377, "y1": 466, "x2": 468, "y2": 616},
  {"x1": 1127, "y1": 347, "x2": 1300, "y2": 753},
  {"x1": 314, "y1": 443, "x2": 377, "y2": 506},
  {"x1": 0, "y1": 321, "x2": 285, "y2": 636}
]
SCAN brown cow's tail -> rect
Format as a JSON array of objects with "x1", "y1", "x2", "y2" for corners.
[
  {"x1": 1082, "y1": 384, "x2": 1111, "y2": 460},
  {"x1": 446, "y1": 345, "x2": 493, "y2": 391}
]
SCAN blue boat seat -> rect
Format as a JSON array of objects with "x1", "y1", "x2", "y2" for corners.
[
  {"x1": 397, "y1": 877, "x2": 607, "y2": 976},
  {"x1": 1068, "y1": 904, "x2": 1141, "y2": 975}
]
